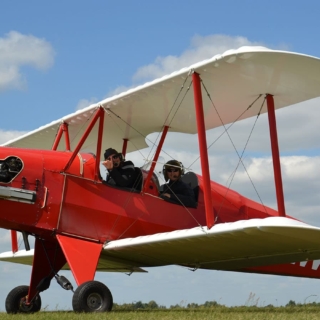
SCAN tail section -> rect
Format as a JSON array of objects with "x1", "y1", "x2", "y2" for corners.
[{"x1": 242, "y1": 260, "x2": 320, "y2": 279}]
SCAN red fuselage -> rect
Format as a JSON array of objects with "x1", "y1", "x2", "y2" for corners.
[{"x1": 0, "y1": 147, "x2": 280, "y2": 244}]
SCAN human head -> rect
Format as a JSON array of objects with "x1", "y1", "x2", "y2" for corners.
[
  {"x1": 104, "y1": 148, "x2": 123, "y2": 168},
  {"x1": 163, "y1": 160, "x2": 184, "y2": 181}
]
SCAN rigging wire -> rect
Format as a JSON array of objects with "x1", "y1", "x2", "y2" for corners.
[
  {"x1": 104, "y1": 76, "x2": 206, "y2": 238},
  {"x1": 218, "y1": 97, "x2": 269, "y2": 215},
  {"x1": 145, "y1": 76, "x2": 192, "y2": 165},
  {"x1": 198, "y1": 78, "x2": 268, "y2": 215},
  {"x1": 187, "y1": 92, "x2": 263, "y2": 169}
]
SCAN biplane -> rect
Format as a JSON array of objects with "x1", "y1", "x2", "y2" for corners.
[{"x1": 1, "y1": 46, "x2": 320, "y2": 313}]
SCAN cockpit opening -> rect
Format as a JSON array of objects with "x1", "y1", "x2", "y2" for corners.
[{"x1": 0, "y1": 156, "x2": 23, "y2": 183}]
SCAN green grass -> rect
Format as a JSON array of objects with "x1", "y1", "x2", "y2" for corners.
[{"x1": 1, "y1": 307, "x2": 320, "y2": 320}]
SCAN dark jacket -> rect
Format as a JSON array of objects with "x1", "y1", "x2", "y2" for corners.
[
  {"x1": 160, "y1": 179, "x2": 197, "y2": 208},
  {"x1": 106, "y1": 161, "x2": 138, "y2": 188}
]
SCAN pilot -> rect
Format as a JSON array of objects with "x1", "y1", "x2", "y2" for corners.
[
  {"x1": 102, "y1": 148, "x2": 138, "y2": 189},
  {"x1": 160, "y1": 160, "x2": 197, "y2": 208}
]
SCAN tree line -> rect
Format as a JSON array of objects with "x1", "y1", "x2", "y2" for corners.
[
  {"x1": 113, "y1": 300, "x2": 220, "y2": 310},
  {"x1": 112, "y1": 299, "x2": 320, "y2": 310}
]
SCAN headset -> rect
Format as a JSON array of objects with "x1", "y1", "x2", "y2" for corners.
[{"x1": 162, "y1": 160, "x2": 185, "y2": 181}]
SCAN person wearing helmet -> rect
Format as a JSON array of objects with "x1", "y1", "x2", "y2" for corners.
[
  {"x1": 102, "y1": 148, "x2": 138, "y2": 188},
  {"x1": 160, "y1": 160, "x2": 197, "y2": 208}
]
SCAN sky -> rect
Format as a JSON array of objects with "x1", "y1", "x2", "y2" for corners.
[{"x1": 1, "y1": 0, "x2": 320, "y2": 311}]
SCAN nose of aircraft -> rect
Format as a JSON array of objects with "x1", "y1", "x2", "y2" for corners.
[{"x1": 0, "y1": 147, "x2": 45, "y2": 231}]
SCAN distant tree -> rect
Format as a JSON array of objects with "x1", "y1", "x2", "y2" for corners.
[
  {"x1": 133, "y1": 301, "x2": 144, "y2": 309},
  {"x1": 147, "y1": 300, "x2": 159, "y2": 309},
  {"x1": 203, "y1": 300, "x2": 219, "y2": 307},
  {"x1": 286, "y1": 300, "x2": 296, "y2": 307},
  {"x1": 187, "y1": 303, "x2": 199, "y2": 308}
]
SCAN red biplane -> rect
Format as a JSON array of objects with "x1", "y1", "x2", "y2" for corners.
[{"x1": 1, "y1": 46, "x2": 320, "y2": 313}]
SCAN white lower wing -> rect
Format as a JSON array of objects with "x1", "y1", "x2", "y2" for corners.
[
  {"x1": 0, "y1": 248, "x2": 147, "y2": 273},
  {"x1": 102, "y1": 217, "x2": 320, "y2": 270},
  {"x1": 2, "y1": 217, "x2": 320, "y2": 273}
]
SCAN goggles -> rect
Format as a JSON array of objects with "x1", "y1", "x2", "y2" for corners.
[
  {"x1": 107, "y1": 155, "x2": 120, "y2": 161},
  {"x1": 166, "y1": 168, "x2": 179, "y2": 173}
]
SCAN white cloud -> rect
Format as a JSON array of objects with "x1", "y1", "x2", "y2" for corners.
[
  {"x1": 75, "y1": 98, "x2": 98, "y2": 111},
  {"x1": 101, "y1": 34, "x2": 268, "y2": 100},
  {"x1": 0, "y1": 31, "x2": 55, "y2": 91},
  {"x1": 0, "y1": 129, "x2": 28, "y2": 145},
  {"x1": 132, "y1": 34, "x2": 266, "y2": 83},
  {"x1": 0, "y1": 230, "x2": 11, "y2": 246}
]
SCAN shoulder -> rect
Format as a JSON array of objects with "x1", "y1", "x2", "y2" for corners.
[
  {"x1": 178, "y1": 179, "x2": 192, "y2": 189},
  {"x1": 177, "y1": 179, "x2": 187, "y2": 186},
  {"x1": 121, "y1": 161, "x2": 134, "y2": 170}
]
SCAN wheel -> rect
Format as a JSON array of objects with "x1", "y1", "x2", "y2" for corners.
[
  {"x1": 5, "y1": 285, "x2": 41, "y2": 314},
  {"x1": 72, "y1": 281, "x2": 113, "y2": 312}
]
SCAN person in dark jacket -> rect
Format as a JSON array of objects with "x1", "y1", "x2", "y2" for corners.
[
  {"x1": 160, "y1": 160, "x2": 197, "y2": 208},
  {"x1": 102, "y1": 148, "x2": 138, "y2": 189}
]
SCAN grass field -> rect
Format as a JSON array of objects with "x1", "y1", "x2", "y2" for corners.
[{"x1": 1, "y1": 306, "x2": 320, "y2": 320}]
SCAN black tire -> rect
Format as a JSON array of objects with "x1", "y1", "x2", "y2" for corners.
[
  {"x1": 5, "y1": 285, "x2": 41, "y2": 314},
  {"x1": 72, "y1": 281, "x2": 113, "y2": 312}
]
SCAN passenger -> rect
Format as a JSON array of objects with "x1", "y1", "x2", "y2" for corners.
[
  {"x1": 160, "y1": 160, "x2": 197, "y2": 208},
  {"x1": 102, "y1": 148, "x2": 137, "y2": 188}
]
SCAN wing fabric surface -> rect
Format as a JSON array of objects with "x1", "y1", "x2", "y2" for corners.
[
  {"x1": 2, "y1": 217, "x2": 320, "y2": 273},
  {"x1": 2, "y1": 47, "x2": 320, "y2": 158},
  {"x1": 102, "y1": 217, "x2": 320, "y2": 270},
  {"x1": 0, "y1": 249, "x2": 147, "y2": 273}
]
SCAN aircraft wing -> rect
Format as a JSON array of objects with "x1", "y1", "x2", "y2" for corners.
[
  {"x1": 2, "y1": 217, "x2": 320, "y2": 273},
  {"x1": 3, "y1": 46, "x2": 320, "y2": 158},
  {"x1": 101, "y1": 217, "x2": 320, "y2": 271},
  {"x1": 0, "y1": 248, "x2": 147, "y2": 273}
]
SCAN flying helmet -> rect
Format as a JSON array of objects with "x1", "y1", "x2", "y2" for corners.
[
  {"x1": 104, "y1": 148, "x2": 123, "y2": 161},
  {"x1": 162, "y1": 160, "x2": 184, "y2": 181}
]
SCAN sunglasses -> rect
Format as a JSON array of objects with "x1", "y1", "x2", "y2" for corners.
[
  {"x1": 107, "y1": 155, "x2": 120, "y2": 161},
  {"x1": 166, "y1": 168, "x2": 179, "y2": 173}
]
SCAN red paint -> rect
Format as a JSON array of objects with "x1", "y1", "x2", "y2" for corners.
[
  {"x1": 243, "y1": 261, "x2": 320, "y2": 279},
  {"x1": 94, "y1": 110, "x2": 104, "y2": 181},
  {"x1": 28, "y1": 238, "x2": 66, "y2": 302},
  {"x1": 266, "y1": 94, "x2": 286, "y2": 216},
  {"x1": 10, "y1": 231, "x2": 18, "y2": 253},
  {"x1": 52, "y1": 125, "x2": 64, "y2": 151},
  {"x1": 52, "y1": 123, "x2": 70, "y2": 151},
  {"x1": 63, "y1": 107, "x2": 104, "y2": 172},
  {"x1": 122, "y1": 139, "x2": 128, "y2": 157},
  {"x1": 63, "y1": 123, "x2": 71, "y2": 151},
  {"x1": 192, "y1": 72, "x2": 215, "y2": 228},
  {"x1": 0, "y1": 99, "x2": 307, "y2": 305},
  {"x1": 143, "y1": 125, "x2": 169, "y2": 193},
  {"x1": 56, "y1": 235, "x2": 102, "y2": 285}
]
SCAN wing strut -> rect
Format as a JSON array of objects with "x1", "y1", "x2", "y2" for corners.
[
  {"x1": 63, "y1": 107, "x2": 104, "y2": 172},
  {"x1": 94, "y1": 109, "x2": 105, "y2": 181},
  {"x1": 143, "y1": 125, "x2": 169, "y2": 193},
  {"x1": 266, "y1": 94, "x2": 286, "y2": 217},
  {"x1": 11, "y1": 230, "x2": 18, "y2": 253},
  {"x1": 52, "y1": 122, "x2": 71, "y2": 151},
  {"x1": 122, "y1": 138, "x2": 128, "y2": 157},
  {"x1": 192, "y1": 72, "x2": 215, "y2": 228}
]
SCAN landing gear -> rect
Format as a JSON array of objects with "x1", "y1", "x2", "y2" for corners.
[
  {"x1": 72, "y1": 280, "x2": 113, "y2": 312},
  {"x1": 5, "y1": 285, "x2": 41, "y2": 314}
]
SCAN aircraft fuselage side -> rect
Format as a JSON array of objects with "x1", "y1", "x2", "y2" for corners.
[{"x1": 0, "y1": 147, "x2": 285, "y2": 245}]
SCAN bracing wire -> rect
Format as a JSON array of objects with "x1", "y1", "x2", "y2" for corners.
[{"x1": 197, "y1": 78, "x2": 269, "y2": 215}]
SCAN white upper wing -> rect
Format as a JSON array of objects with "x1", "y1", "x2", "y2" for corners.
[{"x1": 3, "y1": 46, "x2": 320, "y2": 158}]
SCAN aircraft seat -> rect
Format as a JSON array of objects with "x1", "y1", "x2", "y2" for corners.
[{"x1": 181, "y1": 172, "x2": 199, "y2": 202}]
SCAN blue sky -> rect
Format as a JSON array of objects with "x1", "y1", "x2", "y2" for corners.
[{"x1": 1, "y1": 0, "x2": 320, "y2": 311}]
